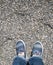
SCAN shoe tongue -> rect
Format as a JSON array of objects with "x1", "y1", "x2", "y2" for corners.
[
  {"x1": 32, "y1": 50, "x2": 42, "y2": 59},
  {"x1": 18, "y1": 48, "x2": 25, "y2": 52},
  {"x1": 16, "y1": 45, "x2": 25, "y2": 53},
  {"x1": 16, "y1": 47, "x2": 25, "y2": 58},
  {"x1": 33, "y1": 47, "x2": 42, "y2": 52},
  {"x1": 33, "y1": 50, "x2": 41, "y2": 55}
]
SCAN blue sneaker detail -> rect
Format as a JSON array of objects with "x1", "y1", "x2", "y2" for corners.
[
  {"x1": 16, "y1": 40, "x2": 26, "y2": 58},
  {"x1": 31, "y1": 41, "x2": 43, "y2": 58}
]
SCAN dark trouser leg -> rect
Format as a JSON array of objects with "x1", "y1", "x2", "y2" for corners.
[
  {"x1": 28, "y1": 57, "x2": 44, "y2": 65},
  {"x1": 12, "y1": 56, "x2": 27, "y2": 65}
]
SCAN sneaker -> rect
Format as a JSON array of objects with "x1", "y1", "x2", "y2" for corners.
[
  {"x1": 31, "y1": 41, "x2": 43, "y2": 58},
  {"x1": 16, "y1": 40, "x2": 26, "y2": 58}
]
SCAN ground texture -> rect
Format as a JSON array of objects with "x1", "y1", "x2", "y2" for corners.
[{"x1": 0, "y1": 0, "x2": 53, "y2": 65}]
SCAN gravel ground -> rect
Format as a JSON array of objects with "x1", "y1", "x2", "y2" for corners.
[{"x1": 0, "y1": 0, "x2": 53, "y2": 65}]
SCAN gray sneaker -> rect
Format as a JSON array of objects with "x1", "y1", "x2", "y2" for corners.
[
  {"x1": 31, "y1": 41, "x2": 43, "y2": 58},
  {"x1": 16, "y1": 40, "x2": 26, "y2": 58}
]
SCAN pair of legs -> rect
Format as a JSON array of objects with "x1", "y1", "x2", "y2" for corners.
[{"x1": 12, "y1": 40, "x2": 44, "y2": 65}]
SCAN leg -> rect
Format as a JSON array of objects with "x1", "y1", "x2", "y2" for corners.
[
  {"x1": 29, "y1": 57, "x2": 44, "y2": 65},
  {"x1": 12, "y1": 56, "x2": 27, "y2": 65}
]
